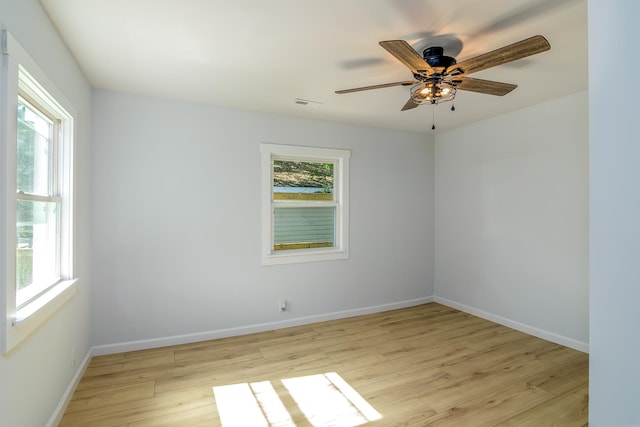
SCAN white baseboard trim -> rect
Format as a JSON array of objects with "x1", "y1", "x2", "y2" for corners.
[
  {"x1": 434, "y1": 296, "x2": 589, "y2": 353},
  {"x1": 92, "y1": 296, "x2": 435, "y2": 356},
  {"x1": 46, "y1": 346, "x2": 93, "y2": 427}
]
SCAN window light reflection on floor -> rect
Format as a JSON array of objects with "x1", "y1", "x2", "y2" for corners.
[{"x1": 212, "y1": 372, "x2": 382, "y2": 426}]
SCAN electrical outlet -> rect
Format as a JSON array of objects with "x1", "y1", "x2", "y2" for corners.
[
  {"x1": 279, "y1": 299, "x2": 287, "y2": 312},
  {"x1": 71, "y1": 345, "x2": 77, "y2": 368}
]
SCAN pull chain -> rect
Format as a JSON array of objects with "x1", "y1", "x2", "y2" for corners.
[{"x1": 432, "y1": 104, "x2": 436, "y2": 130}]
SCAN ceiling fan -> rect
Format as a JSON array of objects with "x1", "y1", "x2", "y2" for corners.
[{"x1": 335, "y1": 35, "x2": 551, "y2": 113}]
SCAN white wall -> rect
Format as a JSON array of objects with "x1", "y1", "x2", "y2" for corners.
[
  {"x1": 589, "y1": 1, "x2": 640, "y2": 425},
  {"x1": 0, "y1": 1, "x2": 93, "y2": 427},
  {"x1": 434, "y1": 91, "x2": 589, "y2": 350},
  {"x1": 91, "y1": 90, "x2": 434, "y2": 348}
]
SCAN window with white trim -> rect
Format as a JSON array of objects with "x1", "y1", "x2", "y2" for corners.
[
  {"x1": 1, "y1": 31, "x2": 76, "y2": 354},
  {"x1": 261, "y1": 144, "x2": 350, "y2": 265}
]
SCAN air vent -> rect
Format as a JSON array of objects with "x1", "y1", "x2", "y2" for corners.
[{"x1": 293, "y1": 98, "x2": 323, "y2": 107}]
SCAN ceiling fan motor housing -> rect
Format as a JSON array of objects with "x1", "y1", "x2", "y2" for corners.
[{"x1": 423, "y1": 46, "x2": 456, "y2": 71}]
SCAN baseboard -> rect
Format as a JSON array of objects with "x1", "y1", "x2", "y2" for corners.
[
  {"x1": 92, "y1": 296, "x2": 435, "y2": 356},
  {"x1": 434, "y1": 296, "x2": 589, "y2": 353},
  {"x1": 45, "y1": 346, "x2": 93, "y2": 427}
]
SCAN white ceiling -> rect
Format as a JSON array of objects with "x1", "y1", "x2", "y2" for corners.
[{"x1": 40, "y1": 0, "x2": 587, "y2": 134}]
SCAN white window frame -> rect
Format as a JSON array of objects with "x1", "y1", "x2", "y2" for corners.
[
  {"x1": 261, "y1": 143, "x2": 350, "y2": 265},
  {"x1": 1, "y1": 30, "x2": 77, "y2": 354}
]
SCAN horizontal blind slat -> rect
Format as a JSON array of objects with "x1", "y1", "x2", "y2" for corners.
[{"x1": 274, "y1": 207, "x2": 335, "y2": 245}]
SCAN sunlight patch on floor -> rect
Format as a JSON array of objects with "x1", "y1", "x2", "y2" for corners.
[{"x1": 213, "y1": 372, "x2": 381, "y2": 426}]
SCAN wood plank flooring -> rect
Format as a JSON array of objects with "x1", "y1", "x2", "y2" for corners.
[{"x1": 59, "y1": 303, "x2": 588, "y2": 426}]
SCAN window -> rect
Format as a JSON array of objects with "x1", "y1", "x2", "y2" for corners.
[
  {"x1": 16, "y1": 96, "x2": 62, "y2": 306},
  {"x1": 1, "y1": 30, "x2": 76, "y2": 353},
  {"x1": 261, "y1": 144, "x2": 350, "y2": 265}
]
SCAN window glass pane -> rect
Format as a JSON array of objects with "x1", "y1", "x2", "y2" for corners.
[
  {"x1": 16, "y1": 200, "x2": 59, "y2": 305},
  {"x1": 17, "y1": 98, "x2": 54, "y2": 195},
  {"x1": 273, "y1": 160, "x2": 333, "y2": 201},
  {"x1": 274, "y1": 206, "x2": 335, "y2": 251}
]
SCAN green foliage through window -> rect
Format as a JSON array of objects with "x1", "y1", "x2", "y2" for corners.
[{"x1": 273, "y1": 160, "x2": 334, "y2": 193}]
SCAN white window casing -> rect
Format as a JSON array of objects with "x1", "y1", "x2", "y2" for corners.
[
  {"x1": 261, "y1": 143, "x2": 350, "y2": 265},
  {"x1": 1, "y1": 30, "x2": 77, "y2": 354}
]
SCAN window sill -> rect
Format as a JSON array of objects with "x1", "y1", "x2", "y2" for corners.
[
  {"x1": 262, "y1": 247, "x2": 349, "y2": 266},
  {"x1": 13, "y1": 279, "x2": 77, "y2": 327},
  {"x1": 3, "y1": 279, "x2": 77, "y2": 354}
]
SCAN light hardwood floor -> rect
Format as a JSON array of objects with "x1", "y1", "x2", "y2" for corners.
[{"x1": 60, "y1": 303, "x2": 588, "y2": 426}]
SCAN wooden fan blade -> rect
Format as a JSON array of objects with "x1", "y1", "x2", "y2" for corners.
[
  {"x1": 379, "y1": 40, "x2": 434, "y2": 76},
  {"x1": 401, "y1": 97, "x2": 419, "y2": 111},
  {"x1": 446, "y1": 35, "x2": 550, "y2": 76},
  {"x1": 335, "y1": 80, "x2": 416, "y2": 94},
  {"x1": 453, "y1": 76, "x2": 517, "y2": 96}
]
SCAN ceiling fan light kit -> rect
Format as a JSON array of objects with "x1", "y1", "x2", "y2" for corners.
[
  {"x1": 336, "y1": 35, "x2": 551, "y2": 129},
  {"x1": 410, "y1": 80, "x2": 456, "y2": 105}
]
